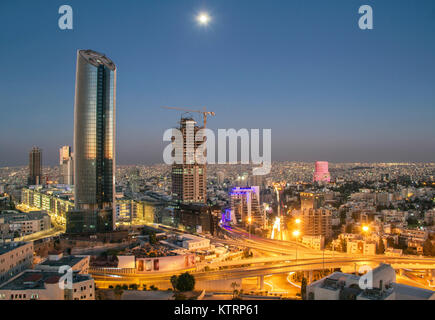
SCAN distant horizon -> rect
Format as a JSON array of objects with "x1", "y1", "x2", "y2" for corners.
[{"x1": 2, "y1": 160, "x2": 435, "y2": 169}]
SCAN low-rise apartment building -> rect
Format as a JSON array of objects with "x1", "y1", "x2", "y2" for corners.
[
  {"x1": 0, "y1": 242, "x2": 34, "y2": 284},
  {"x1": 0, "y1": 270, "x2": 94, "y2": 300}
]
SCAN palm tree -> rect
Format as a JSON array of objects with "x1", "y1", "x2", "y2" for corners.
[
  {"x1": 114, "y1": 285, "x2": 124, "y2": 300},
  {"x1": 231, "y1": 282, "x2": 240, "y2": 299},
  {"x1": 170, "y1": 275, "x2": 178, "y2": 291},
  {"x1": 301, "y1": 278, "x2": 307, "y2": 300}
]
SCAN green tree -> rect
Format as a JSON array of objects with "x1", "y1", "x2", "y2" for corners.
[
  {"x1": 341, "y1": 238, "x2": 347, "y2": 253},
  {"x1": 377, "y1": 239, "x2": 385, "y2": 254},
  {"x1": 170, "y1": 275, "x2": 178, "y2": 291},
  {"x1": 243, "y1": 248, "x2": 252, "y2": 259},
  {"x1": 301, "y1": 277, "x2": 307, "y2": 300},
  {"x1": 423, "y1": 238, "x2": 434, "y2": 257},
  {"x1": 231, "y1": 281, "x2": 240, "y2": 299},
  {"x1": 114, "y1": 285, "x2": 124, "y2": 299},
  {"x1": 129, "y1": 284, "x2": 139, "y2": 290},
  {"x1": 149, "y1": 232, "x2": 157, "y2": 245},
  {"x1": 387, "y1": 237, "x2": 396, "y2": 248},
  {"x1": 175, "y1": 272, "x2": 195, "y2": 292}
]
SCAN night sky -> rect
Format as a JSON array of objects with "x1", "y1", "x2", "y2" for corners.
[{"x1": 1, "y1": 0, "x2": 435, "y2": 166}]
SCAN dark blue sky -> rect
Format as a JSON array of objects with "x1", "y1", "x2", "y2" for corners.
[{"x1": 1, "y1": 0, "x2": 435, "y2": 166}]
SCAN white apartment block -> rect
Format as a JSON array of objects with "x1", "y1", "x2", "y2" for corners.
[
  {"x1": 301, "y1": 235, "x2": 325, "y2": 250},
  {"x1": 0, "y1": 211, "x2": 51, "y2": 235},
  {"x1": 34, "y1": 252, "x2": 90, "y2": 274},
  {"x1": 0, "y1": 242, "x2": 34, "y2": 284},
  {"x1": 307, "y1": 263, "x2": 435, "y2": 300},
  {"x1": 0, "y1": 270, "x2": 95, "y2": 300},
  {"x1": 347, "y1": 240, "x2": 376, "y2": 255}
]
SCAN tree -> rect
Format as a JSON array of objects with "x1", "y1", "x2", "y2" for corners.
[
  {"x1": 231, "y1": 282, "x2": 240, "y2": 299},
  {"x1": 114, "y1": 285, "x2": 124, "y2": 299},
  {"x1": 170, "y1": 275, "x2": 178, "y2": 291},
  {"x1": 341, "y1": 238, "x2": 347, "y2": 253},
  {"x1": 387, "y1": 237, "x2": 396, "y2": 248},
  {"x1": 99, "y1": 251, "x2": 108, "y2": 260},
  {"x1": 129, "y1": 284, "x2": 139, "y2": 290},
  {"x1": 175, "y1": 272, "x2": 195, "y2": 292},
  {"x1": 407, "y1": 216, "x2": 418, "y2": 227},
  {"x1": 423, "y1": 238, "x2": 434, "y2": 257},
  {"x1": 243, "y1": 248, "x2": 252, "y2": 259},
  {"x1": 377, "y1": 239, "x2": 385, "y2": 254},
  {"x1": 149, "y1": 232, "x2": 157, "y2": 245},
  {"x1": 301, "y1": 277, "x2": 307, "y2": 300}
]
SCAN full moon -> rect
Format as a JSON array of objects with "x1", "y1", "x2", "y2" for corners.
[{"x1": 197, "y1": 12, "x2": 210, "y2": 25}]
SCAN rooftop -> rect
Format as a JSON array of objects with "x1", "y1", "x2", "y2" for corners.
[
  {"x1": 0, "y1": 210, "x2": 49, "y2": 223},
  {"x1": 0, "y1": 270, "x2": 92, "y2": 291},
  {"x1": 38, "y1": 255, "x2": 86, "y2": 268},
  {"x1": 0, "y1": 242, "x2": 30, "y2": 256},
  {"x1": 79, "y1": 49, "x2": 116, "y2": 71},
  {"x1": 358, "y1": 287, "x2": 394, "y2": 300},
  {"x1": 392, "y1": 283, "x2": 435, "y2": 300}
]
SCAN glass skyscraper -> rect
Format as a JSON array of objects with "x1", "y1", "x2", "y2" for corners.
[
  {"x1": 28, "y1": 146, "x2": 42, "y2": 186},
  {"x1": 72, "y1": 49, "x2": 116, "y2": 232}
]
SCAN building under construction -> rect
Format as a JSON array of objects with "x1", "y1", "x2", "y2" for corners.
[{"x1": 171, "y1": 117, "x2": 206, "y2": 204}]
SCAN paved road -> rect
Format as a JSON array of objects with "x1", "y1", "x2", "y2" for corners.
[{"x1": 91, "y1": 224, "x2": 435, "y2": 290}]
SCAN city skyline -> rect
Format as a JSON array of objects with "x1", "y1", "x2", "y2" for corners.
[
  {"x1": 0, "y1": 0, "x2": 434, "y2": 304},
  {"x1": 1, "y1": 0, "x2": 435, "y2": 166}
]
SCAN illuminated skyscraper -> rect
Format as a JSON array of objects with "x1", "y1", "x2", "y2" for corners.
[
  {"x1": 230, "y1": 187, "x2": 262, "y2": 227},
  {"x1": 300, "y1": 208, "x2": 332, "y2": 240},
  {"x1": 59, "y1": 146, "x2": 73, "y2": 185},
  {"x1": 171, "y1": 117, "x2": 206, "y2": 204},
  {"x1": 313, "y1": 161, "x2": 331, "y2": 183},
  {"x1": 59, "y1": 146, "x2": 71, "y2": 165},
  {"x1": 28, "y1": 147, "x2": 42, "y2": 185},
  {"x1": 71, "y1": 49, "x2": 116, "y2": 233}
]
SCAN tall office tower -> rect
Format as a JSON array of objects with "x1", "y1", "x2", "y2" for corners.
[
  {"x1": 313, "y1": 161, "x2": 331, "y2": 183},
  {"x1": 28, "y1": 147, "x2": 42, "y2": 185},
  {"x1": 59, "y1": 146, "x2": 74, "y2": 185},
  {"x1": 230, "y1": 187, "x2": 262, "y2": 227},
  {"x1": 300, "y1": 208, "x2": 332, "y2": 240},
  {"x1": 59, "y1": 146, "x2": 71, "y2": 165},
  {"x1": 171, "y1": 117, "x2": 206, "y2": 204},
  {"x1": 70, "y1": 49, "x2": 116, "y2": 233}
]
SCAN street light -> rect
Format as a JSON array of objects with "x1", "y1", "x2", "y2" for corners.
[
  {"x1": 292, "y1": 230, "x2": 300, "y2": 265},
  {"x1": 247, "y1": 216, "x2": 252, "y2": 240},
  {"x1": 362, "y1": 225, "x2": 369, "y2": 241}
]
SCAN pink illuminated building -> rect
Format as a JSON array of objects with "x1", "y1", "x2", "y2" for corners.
[{"x1": 313, "y1": 161, "x2": 331, "y2": 183}]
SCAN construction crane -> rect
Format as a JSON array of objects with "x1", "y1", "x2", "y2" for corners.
[{"x1": 161, "y1": 106, "x2": 215, "y2": 128}]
